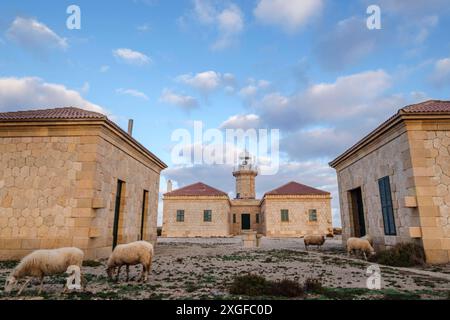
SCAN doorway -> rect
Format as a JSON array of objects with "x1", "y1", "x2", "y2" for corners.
[
  {"x1": 349, "y1": 187, "x2": 366, "y2": 237},
  {"x1": 241, "y1": 214, "x2": 250, "y2": 230},
  {"x1": 140, "y1": 190, "x2": 149, "y2": 241},
  {"x1": 113, "y1": 180, "x2": 125, "y2": 249}
]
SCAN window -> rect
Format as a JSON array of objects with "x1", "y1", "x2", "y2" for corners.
[
  {"x1": 281, "y1": 209, "x2": 289, "y2": 222},
  {"x1": 378, "y1": 176, "x2": 397, "y2": 236},
  {"x1": 236, "y1": 193, "x2": 241, "y2": 199},
  {"x1": 256, "y1": 214, "x2": 260, "y2": 224},
  {"x1": 176, "y1": 210, "x2": 185, "y2": 222},
  {"x1": 233, "y1": 214, "x2": 236, "y2": 223},
  {"x1": 204, "y1": 210, "x2": 212, "y2": 222},
  {"x1": 308, "y1": 209, "x2": 318, "y2": 222}
]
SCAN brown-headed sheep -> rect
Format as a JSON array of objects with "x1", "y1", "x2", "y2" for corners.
[
  {"x1": 347, "y1": 237, "x2": 375, "y2": 260},
  {"x1": 304, "y1": 235, "x2": 326, "y2": 250},
  {"x1": 107, "y1": 241, "x2": 154, "y2": 282}
]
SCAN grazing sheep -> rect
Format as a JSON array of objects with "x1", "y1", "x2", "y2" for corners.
[
  {"x1": 4, "y1": 247, "x2": 84, "y2": 295},
  {"x1": 361, "y1": 234, "x2": 373, "y2": 246},
  {"x1": 107, "y1": 241, "x2": 154, "y2": 282},
  {"x1": 347, "y1": 237, "x2": 375, "y2": 260},
  {"x1": 304, "y1": 235, "x2": 326, "y2": 250}
]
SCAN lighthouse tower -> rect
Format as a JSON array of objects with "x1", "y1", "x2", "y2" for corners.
[{"x1": 233, "y1": 151, "x2": 258, "y2": 199}]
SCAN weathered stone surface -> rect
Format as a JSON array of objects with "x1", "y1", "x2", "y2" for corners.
[
  {"x1": 0, "y1": 121, "x2": 164, "y2": 260},
  {"x1": 332, "y1": 118, "x2": 450, "y2": 264}
]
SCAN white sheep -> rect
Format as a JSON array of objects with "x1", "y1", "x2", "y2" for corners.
[
  {"x1": 304, "y1": 235, "x2": 326, "y2": 250},
  {"x1": 107, "y1": 241, "x2": 154, "y2": 282},
  {"x1": 4, "y1": 247, "x2": 84, "y2": 295},
  {"x1": 361, "y1": 234, "x2": 373, "y2": 246},
  {"x1": 347, "y1": 237, "x2": 375, "y2": 260}
]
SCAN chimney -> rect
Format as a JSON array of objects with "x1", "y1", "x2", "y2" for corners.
[
  {"x1": 128, "y1": 119, "x2": 134, "y2": 136},
  {"x1": 167, "y1": 180, "x2": 173, "y2": 192}
]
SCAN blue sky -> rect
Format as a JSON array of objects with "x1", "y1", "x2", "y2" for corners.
[{"x1": 1, "y1": 0, "x2": 450, "y2": 226}]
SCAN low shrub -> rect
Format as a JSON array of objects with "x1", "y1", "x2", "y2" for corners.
[
  {"x1": 229, "y1": 274, "x2": 269, "y2": 296},
  {"x1": 269, "y1": 279, "x2": 304, "y2": 298},
  {"x1": 370, "y1": 243, "x2": 425, "y2": 267},
  {"x1": 304, "y1": 277, "x2": 323, "y2": 293},
  {"x1": 229, "y1": 274, "x2": 304, "y2": 298}
]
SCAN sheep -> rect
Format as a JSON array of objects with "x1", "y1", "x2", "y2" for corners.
[
  {"x1": 361, "y1": 234, "x2": 373, "y2": 246},
  {"x1": 107, "y1": 241, "x2": 154, "y2": 282},
  {"x1": 347, "y1": 237, "x2": 375, "y2": 260},
  {"x1": 304, "y1": 235, "x2": 326, "y2": 251},
  {"x1": 4, "y1": 247, "x2": 84, "y2": 295}
]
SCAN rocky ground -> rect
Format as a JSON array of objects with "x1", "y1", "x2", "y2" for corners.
[{"x1": 0, "y1": 237, "x2": 449, "y2": 300}]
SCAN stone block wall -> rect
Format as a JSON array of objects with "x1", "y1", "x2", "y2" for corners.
[
  {"x1": 406, "y1": 120, "x2": 450, "y2": 263},
  {"x1": 162, "y1": 196, "x2": 231, "y2": 237},
  {"x1": 0, "y1": 123, "x2": 163, "y2": 260},
  {"x1": 230, "y1": 199, "x2": 261, "y2": 235},
  {"x1": 262, "y1": 196, "x2": 332, "y2": 237},
  {"x1": 335, "y1": 124, "x2": 417, "y2": 249},
  {"x1": 76, "y1": 129, "x2": 162, "y2": 259}
]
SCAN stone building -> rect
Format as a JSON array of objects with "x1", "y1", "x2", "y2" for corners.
[
  {"x1": 0, "y1": 107, "x2": 167, "y2": 260},
  {"x1": 330, "y1": 100, "x2": 450, "y2": 264},
  {"x1": 162, "y1": 153, "x2": 332, "y2": 237}
]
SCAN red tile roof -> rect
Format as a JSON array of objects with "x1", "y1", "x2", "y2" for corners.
[
  {"x1": 264, "y1": 181, "x2": 330, "y2": 197},
  {"x1": 0, "y1": 107, "x2": 106, "y2": 121},
  {"x1": 164, "y1": 182, "x2": 228, "y2": 197},
  {"x1": 401, "y1": 100, "x2": 450, "y2": 113}
]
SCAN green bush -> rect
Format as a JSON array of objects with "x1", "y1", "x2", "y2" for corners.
[
  {"x1": 229, "y1": 274, "x2": 304, "y2": 298},
  {"x1": 229, "y1": 274, "x2": 269, "y2": 296},
  {"x1": 269, "y1": 279, "x2": 304, "y2": 298},
  {"x1": 304, "y1": 277, "x2": 323, "y2": 293},
  {"x1": 370, "y1": 243, "x2": 425, "y2": 267}
]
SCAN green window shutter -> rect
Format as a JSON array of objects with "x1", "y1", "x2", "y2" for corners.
[
  {"x1": 204, "y1": 210, "x2": 212, "y2": 222},
  {"x1": 378, "y1": 176, "x2": 397, "y2": 235},
  {"x1": 309, "y1": 209, "x2": 317, "y2": 222},
  {"x1": 176, "y1": 210, "x2": 184, "y2": 222},
  {"x1": 281, "y1": 209, "x2": 289, "y2": 222}
]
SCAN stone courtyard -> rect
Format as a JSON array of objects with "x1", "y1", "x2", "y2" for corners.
[{"x1": 1, "y1": 237, "x2": 449, "y2": 300}]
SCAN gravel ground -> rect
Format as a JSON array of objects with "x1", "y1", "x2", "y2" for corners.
[{"x1": 0, "y1": 237, "x2": 449, "y2": 300}]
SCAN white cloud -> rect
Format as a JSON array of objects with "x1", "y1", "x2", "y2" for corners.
[
  {"x1": 373, "y1": 0, "x2": 449, "y2": 16},
  {"x1": 220, "y1": 114, "x2": 261, "y2": 130},
  {"x1": 191, "y1": 0, "x2": 244, "y2": 50},
  {"x1": 239, "y1": 78, "x2": 271, "y2": 98},
  {"x1": 254, "y1": 0, "x2": 323, "y2": 32},
  {"x1": 0, "y1": 76, "x2": 106, "y2": 114},
  {"x1": 212, "y1": 4, "x2": 244, "y2": 50},
  {"x1": 113, "y1": 48, "x2": 151, "y2": 66},
  {"x1": 137, "y1": 24, "x2": 151, "y2": 32},
  {"x1": 80, "y1": 82, "x2": 90, "y2": 94},
  {"x1": 116, "y1": 88, "x2": 149, "y2": 100},
  {"x1": 430, "y1": 58, "x2": 450, "y2": 87},
  {"x1": 176, "y1": 71, "x2": 223, "y2": 92},
  {"x1": 315, "y1": 17, "x2": 376, "y2": 71},
  {"x1": 100, "y1": 65, "x2": 110, "y2": 73},
  {"x1": 159, "y1": 89, "x2": 198, "y2": 110},
  {"x1": 6, "y1": 17, "x2": 68, "y2": 53},
  {"x1": 397, "y1": 15, "x2": 439, "y2": 46},
  {"x1": 239, "y1": 85, "x2": 258, "y2": 98}
]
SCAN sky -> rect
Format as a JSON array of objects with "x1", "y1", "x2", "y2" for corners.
[{"x1": 1, "y1": 0, "x2": 450, "y2": 226}]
